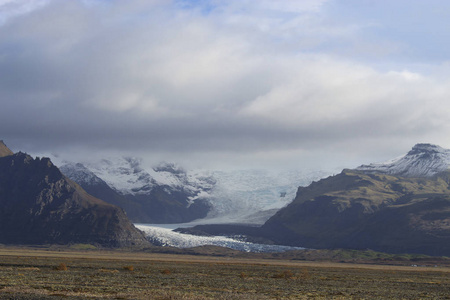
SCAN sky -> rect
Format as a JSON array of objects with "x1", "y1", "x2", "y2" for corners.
[{"x1": 1, "y1": 0, "x2": 450, "y2": 171}]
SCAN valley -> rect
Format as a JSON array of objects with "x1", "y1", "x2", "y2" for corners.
[{"x1": 59, "y1": 158, "x2": 329, "y2": 225}]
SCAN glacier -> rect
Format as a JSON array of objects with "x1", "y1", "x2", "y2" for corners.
[
  {"x1": 60, "y1": 156, "x2": 330, "y2": 225},
  {"x1": 202, "y1": 169, "x2": 329, "y2": 224},
  {"x1": 135, "y1": 224, "x2": 304, "y2": 253},
  {"x1": 59, "y1": 156, "x2": 330, "y2": 251}
]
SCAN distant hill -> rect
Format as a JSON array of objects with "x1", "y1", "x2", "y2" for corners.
[{"x1": 0, "y1": 143, "x2": 150, "y2": 248}]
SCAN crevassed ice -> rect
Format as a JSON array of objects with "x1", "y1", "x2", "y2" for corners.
[{"x1": 135, "y1": 224, "x2": 304, "y2": 253}]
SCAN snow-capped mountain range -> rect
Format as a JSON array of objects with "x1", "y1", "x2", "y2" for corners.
[
  {"x1": 356, "y1": 143, "x2": 450, "y2": 177},
  {"x1": 72, "y1": 158, "x2": 216, "y2": 201},
  {"x1": 56, "y1": 143, "x2": 450, "y2": 225},
  {"x1": 60, "y1": 157, "x2": 329, "y2": 225}
]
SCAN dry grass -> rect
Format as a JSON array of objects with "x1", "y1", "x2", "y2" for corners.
[
  {"x1": 122, "y1": 265, "x2": 134, "y2": 271},
  {"x1": 54, "y1": 262, "x2": 68, "y2": 271},
  {"x1": 0, "y1": 247, "x2": 449, "y2": 299}
]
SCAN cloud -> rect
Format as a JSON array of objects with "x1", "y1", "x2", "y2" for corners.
[{"x1": 1, "y1": 0, "x2": 450, "y2": 170}]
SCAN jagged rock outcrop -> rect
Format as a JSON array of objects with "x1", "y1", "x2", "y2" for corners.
[
  {"x1": 0, "y1": 148, "x2": 150, "y2": 248},
  {"x1": 0, "y1": 140, "x2": 13, "y2": 157}
]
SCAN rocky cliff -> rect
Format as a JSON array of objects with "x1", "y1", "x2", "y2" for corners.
[{"x1": 0, "y1": 148, "x2": 150, "y2": 248}]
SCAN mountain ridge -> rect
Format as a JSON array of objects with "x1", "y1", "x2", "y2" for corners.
[
  {"x1": 60, "y1": 160, "x2": 212, "y2": 223},
  {"x1": 260, "y1": 144, "x2": 450, "y2": 255}
]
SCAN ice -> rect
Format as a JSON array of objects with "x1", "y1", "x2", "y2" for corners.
[
  {"x1": 59, "y1": 156, "x2": 330, "y2": 225},
  {"x1": 202, "y1": 169, "x2": 329, "y2": 224},
  {"x1": 136, "y1": 224, "x2": 304, "y2": 253}
]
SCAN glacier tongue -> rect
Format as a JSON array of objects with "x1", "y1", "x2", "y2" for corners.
[{"x1": 136, "y1": 224, "x2": 304, "y2": 253}]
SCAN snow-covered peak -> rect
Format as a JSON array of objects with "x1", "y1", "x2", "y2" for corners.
[
  {"x1": 356, "y1": 143, "x2": 450, "y2": 177},
  {"x1": 149, "y1": 163, "x2": 217, "y2": 203},
  {"x1": 77, "y1": 157, "x2": 156, "y2": 195},
  {"x1": 60, "y1": 162, "x2": 105, "y2": 185},
  {"x1": 61, "y1": 157, "x2": 216, "y2": 199},
  {"x1": 406, "y1": 143, "x2": 446, "y2": 156}
]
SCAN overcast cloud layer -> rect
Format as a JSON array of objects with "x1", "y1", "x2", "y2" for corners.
[{"x1": 2, "y1": 0, "x2": 450, "y2": 170}]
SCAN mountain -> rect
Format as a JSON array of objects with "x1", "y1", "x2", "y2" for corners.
[
  {"x1": 0, "y1": 145, "x2": 150, "y2": 248},
  {"x1": 262, "y1": 169, "x2": 450, "y2": 255},
  {"x1": 183, "y1": 144, "x2": 450, "y2": 256},
  {"x1": 59, "y1": 163, "x2": 148, "y2": 222},
  {"x1": 356, "y1": 143, "x2": 450, "y2": 177},
  {"x1": 260, "y1": 144, "x2": 450, "y2": 256},
  {"x1": 60, "y1": 159, "x2": 213, "y2": 223},
  {"x1": 61, "y1": 158, "x2": 329, "y2": 225}
]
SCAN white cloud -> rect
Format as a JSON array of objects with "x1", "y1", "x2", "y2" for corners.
[
  {"x1": 0, "y1": 0, "x2": 49, "y2": 24},
  {"x1": 2, "y1": 0, "x2": 450, "y2": 169}
]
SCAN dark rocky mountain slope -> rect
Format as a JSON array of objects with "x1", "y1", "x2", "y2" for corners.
[
  {"x1": 0, "y1": 146, "x2": 150, "y2": 248},
  {"x1": 261, "y1": 169, "x2": 450, "y2": 255},
  {"x1": 58, "y1": 163, "x2": 148, "y2": 222}
]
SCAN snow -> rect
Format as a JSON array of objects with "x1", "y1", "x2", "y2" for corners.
[
  {"x1": 356, "y1": 143, "x2": 450, "y2": 177},
  {"x1": 80, "y1": 157, "x2": 156, "y2": 195},
  {"x1": 59, "y1": 162, "x2": 104, "y2": 185},
  {"x1": 135, "y1": 224, "x2": 304, "y2": 253},
  {"x1": 59, "y1": 157, "x2": 330, "y2": 225}
]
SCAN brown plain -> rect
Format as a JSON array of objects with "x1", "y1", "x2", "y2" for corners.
[{"x1": 0, "y1": 246, "x2": 449, "y2": 299}]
